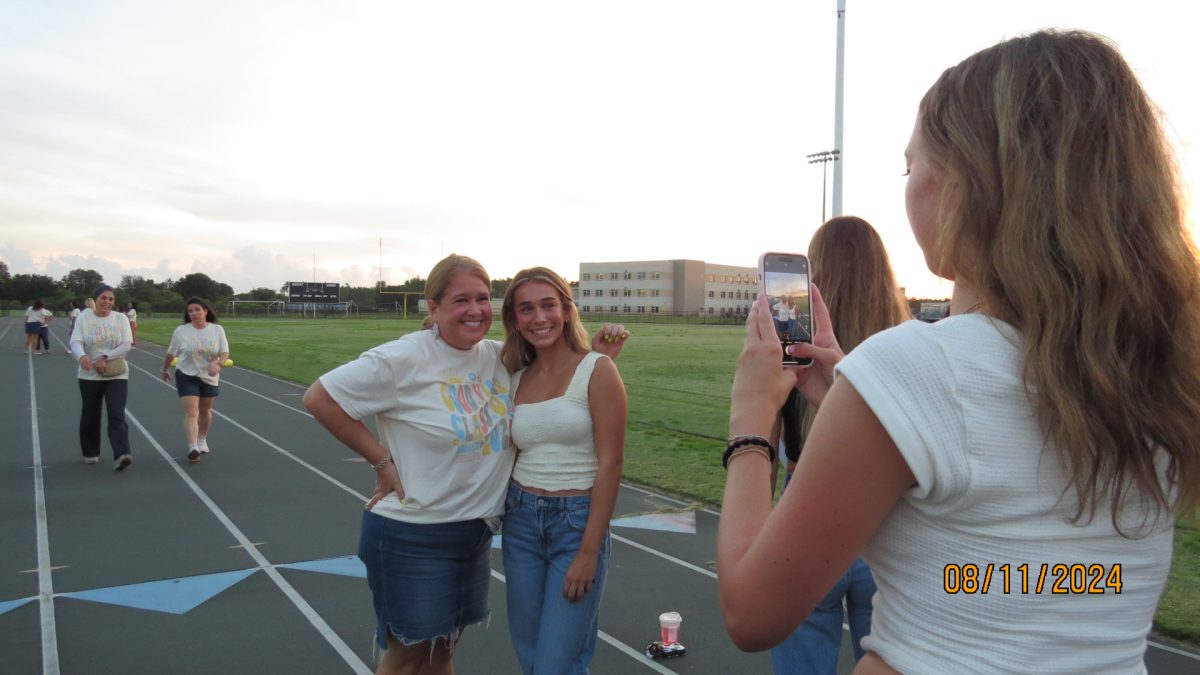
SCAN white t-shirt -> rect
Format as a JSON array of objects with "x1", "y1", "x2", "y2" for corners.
[
  {"x1": 837, "y1": 315, "x2": 1173, "y2": 674},
  {"x1": 70, "y1": 308, "x2": 82, "y2": 321},
  {"x1": 69, "y1": 310, "x2": 133, "y2": 381},
  {"x1": 511, "y1": 351, "x2": 605, "y2": 491},
  {"x1": 166, "y1": 323, "x2": 230, "y2": 386},
  {"x1": 319, "y1": 330, "x2": 514, "y2": 525},
  {"x1": 126, "y1": 308, "x2": 138, "y2": 323}
]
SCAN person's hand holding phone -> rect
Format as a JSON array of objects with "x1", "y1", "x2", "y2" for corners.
[
  {"x1": 729, "y1": 295, "x2": 806, "y2": 436},
  {"x1": 787, "y1": 283, "x2": 844, "y2": 407}
]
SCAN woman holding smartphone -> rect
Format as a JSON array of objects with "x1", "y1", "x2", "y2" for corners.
[
  {"x1": 498, "y1": 266, "x2": 627, "y2": 675},
  {"x1": 719, "y1": 30, "x2": 1200, "y2": 672}
]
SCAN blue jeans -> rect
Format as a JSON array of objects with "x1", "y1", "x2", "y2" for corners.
[
  {"x1": 502, "y1": 483, "x2": 610, "y2": 675},
  {"x1": 770, "y1": 557, "x2": 876, "y2": 675}
]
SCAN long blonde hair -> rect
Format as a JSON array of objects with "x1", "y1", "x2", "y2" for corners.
[
  {"x1": 791, "y1": 217, "x2": 909, "y2": 447},
  {"x1": 809, "y1": 216, "x2": 910, "y2": 352},
  {"x1": 420, "y1": 254, "x2": 491, "y2": 330},
  {"x1": 500, "y1": 267, "x2": 590, "y2": 373},
  {"x1": 920, "y1": 29, "x2": 1200, "y2": 527}
]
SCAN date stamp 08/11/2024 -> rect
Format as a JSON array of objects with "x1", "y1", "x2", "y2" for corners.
[{"x1": 943, "y1": 563, "x2": 1123, "y2": 595}]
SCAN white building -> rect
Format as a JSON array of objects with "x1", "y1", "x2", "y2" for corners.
[{"x1": 577, "y1": 259, "x2": 758, "y2": 317}]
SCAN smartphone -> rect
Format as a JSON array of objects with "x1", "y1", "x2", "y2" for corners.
[{"x1": 758, "y1": 252, "x2": 813, "y2": 366}]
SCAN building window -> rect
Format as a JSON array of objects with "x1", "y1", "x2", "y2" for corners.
[
  {"x1": 581, "y1": 273, "x2": 591, "y2": 281},
  {"x1": 623, "y1": 289, "x2": 631, "y2": 296},
  {"x1": 637, "y1": 272, "x2": 646, "y2": 280},
  {"x1": 609, "y1": 289, "x2": 618, "y2": 297},
  {"x1": 610, "y1": 272, "x2": 619, "y2": 280},
  {"x1": 610, "y1": 305, "x2": 618, "y2": 312},
  {"x1": 708, "y1": 290, "x2": 715, "y2": 298},
  {"x1": 623, "y1": 271, "x2": 632, "y2": 280},
  {"x1": 651, "y1": 306, "x2": 660, "y2": 313},
  {"x1": 582, "y1": 305, "x2": 591, "y2": 312},
  {"x1": 651, "y1": 289, "x2": 660, "y2": 297},
  {"x1": 637, "y1": 306, "x2": 645, "y2": 313},
  {"x1": 651, "y1": 272, "x2": 661, "y2": 279},
  {"x1": 707, "y1": 307, "x2": 715, "y2": 314},
  {"x1": 719, "y1": 291, "x2": 727, "y2": 299},
  {"x1": 582, "y1": 289, "x2": 590, "y2": 296},
  {"x1": 622, "y1": 305, "x2": 630, "y2": 312}
]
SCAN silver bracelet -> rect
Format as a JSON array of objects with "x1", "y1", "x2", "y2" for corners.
[{"x1": 369, "y1": 455, "x2": 393, "y2": 471}]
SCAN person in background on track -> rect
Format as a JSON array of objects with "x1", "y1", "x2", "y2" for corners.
[
  {"x1": 24, "y1": 300, "x2": 46, "y2": 354},
  {"x1": 162, "y1": 297, "x2": 229, "y2": 463},
  {"x1": 126, "y1": 302, "x2": 139, "y2": 347},
  {"x1": 69, "y1": 285, "x2": 133, "y2": 470}
]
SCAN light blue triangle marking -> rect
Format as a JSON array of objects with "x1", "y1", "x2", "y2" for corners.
[
  {"x1": 611, "y1": 511, "x2": 696, "y2": 534},
  {"x1": 492, "y1": 534, "x2": 502, "y2": 549},
  {"x1": 61, "y1": 568, "x2": 256, "y2": 615},
  {"x1": 278, "y1": 555, "x2": 366, "y2": 579},
  {"x1": 0, "y1": 597, "x2": 34, "y2": 615}
]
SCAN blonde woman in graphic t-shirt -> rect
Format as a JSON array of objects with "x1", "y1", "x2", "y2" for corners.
[
  {"x1": 161, "y1": 297, "x2": 229, "y2": 464},
  {"x1": 498, "y1": 266, "x2": 627, "y2": 674}
]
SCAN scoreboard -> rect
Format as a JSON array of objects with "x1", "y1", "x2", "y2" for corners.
[{"x1": 288, "y1": 282, "x2": 340, "y2": 303}]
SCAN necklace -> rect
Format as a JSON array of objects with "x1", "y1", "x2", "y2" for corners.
[{"x1": 956, "y1": 300, "x2": 983, "y2": 316}]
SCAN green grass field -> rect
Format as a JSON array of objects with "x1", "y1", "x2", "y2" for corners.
[{"x1": 135, "y1": 316, "x2": 1199, "y2": 646}]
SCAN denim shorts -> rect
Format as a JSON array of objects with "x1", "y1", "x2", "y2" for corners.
[
  {"x1": 358, "y1": 511, "x2": 492, "y2": 650},
  {"x1": 175, "y1": 371, "x2": 220, "y2": 398},
  {"x1": 25, "y1": 322, "x2": 40, "y2": 335}
]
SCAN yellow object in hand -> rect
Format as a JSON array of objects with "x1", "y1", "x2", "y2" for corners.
[
  {"x1": 222, "y1": 358, "x2": 234, "y2": 367},
  {"x1": 170, "y1": 357, "x2": 179, "y2": 367}
]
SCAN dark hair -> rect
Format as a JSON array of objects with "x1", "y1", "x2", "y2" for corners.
[
  {"x1": 181, "y1": 297, "x2": 219, "y2": 324},
  {"x1": 33, "y1": 299, "x2": 45, "y2": 310},
  {"x1": 92, "y1": 284, "x2": 114, "y2": 299}
]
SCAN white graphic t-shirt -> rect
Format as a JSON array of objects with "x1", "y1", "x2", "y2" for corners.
[{"x1": 320, "y1": 330, "x2": 514, "y2": 525}]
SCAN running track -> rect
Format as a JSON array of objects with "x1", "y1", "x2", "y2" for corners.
[{"x1": 2, "y1": 317, "x2": 1197, "y2": 674}]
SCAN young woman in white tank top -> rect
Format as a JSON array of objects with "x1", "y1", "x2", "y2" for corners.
[{"x1": 499, "y1": 267, "x2": 628, "y2": 674}]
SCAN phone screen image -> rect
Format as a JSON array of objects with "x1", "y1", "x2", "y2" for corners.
[{"x1": 759, "y1": 253, "x2": 813, "y2": 365}]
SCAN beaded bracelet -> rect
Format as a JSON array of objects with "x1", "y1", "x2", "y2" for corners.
[
  {"x1": 723, "y1": 435, "x2": 777, "y2": 469},
  {"x1": 369, "y1": 455, "x2": 393, "y2": 471}
]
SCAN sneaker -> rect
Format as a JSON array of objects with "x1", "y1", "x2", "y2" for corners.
[
  {"x1": 115, "y1": 455, "x2": 133, "y2": 471},
  {"x1": 197, "y1": 437, "x2": 210, "y2": 455},
  {"x1": 34, "y1": 351, "x2": 43, "y2": 355},
  {"x1": 83, "y1": 456, "x2": 100, "y2": 465},
  {"x1": 186, "y1": 447, "x2": 201, "y2": 463}
]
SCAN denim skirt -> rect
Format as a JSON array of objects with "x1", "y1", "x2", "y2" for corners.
[{"x1": 358, "y1": 511, "x2": 492, "y2": 649}]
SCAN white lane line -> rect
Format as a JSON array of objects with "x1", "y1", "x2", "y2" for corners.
[
  {"x1": 125, "y1": 411, "x2": 371, "y2": 675},
  {"x1": 27, "y1": 348, "x2": 61, "y2": 674},
  {"x1": 611, "y1": 533, "x2": 718, "y2": 580}
]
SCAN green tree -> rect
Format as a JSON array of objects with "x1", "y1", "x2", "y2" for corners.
[
  {"x1": 174, "y1": 273, "x2": 222, "y2": 303},
  {"x1": 10, "y1": 273, "x2": 58, "y2": 304},
  {"x1": 61, "y1": 268, "x2": 105, "y2": 298},
  {"x1": 236, "y1": 287, "x2": 285, "y2": 301},
  {"x1": 0, "y1": 259, "x2": 11, "y2": 300}
]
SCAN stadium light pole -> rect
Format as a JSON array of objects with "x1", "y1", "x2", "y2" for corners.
[
  {"x1": 831, "y1": 0, "x2": 846, "y2": 216},
  {"x1": 806, "y1": 150, "x2": 841, "y2": 223}
]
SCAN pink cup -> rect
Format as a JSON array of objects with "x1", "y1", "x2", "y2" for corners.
[{"x1": 659, "y1": 611, "x2": 682, "y2": 644}]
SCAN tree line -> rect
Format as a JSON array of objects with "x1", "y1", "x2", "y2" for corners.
[{"x1": 0, "y1": 259, "x2": 516, "y2": 316}]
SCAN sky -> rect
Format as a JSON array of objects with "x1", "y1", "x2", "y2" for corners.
[{"x1": 1, "y1": 1, "x2": 1196, "y2": 299}]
